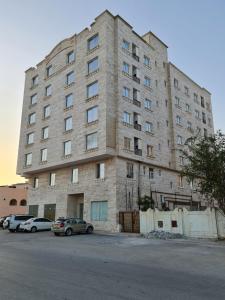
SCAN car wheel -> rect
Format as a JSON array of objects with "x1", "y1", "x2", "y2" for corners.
[
  {"x1": 31, "y1": 226, "x2": 37, "y2": 233},
  {"x1": 65, "y1": 228, "x2": 72, "y2": 236},
  {"x1": 86, "y1": 226, "x2": 93, "y2": 234},
  {"x1": 54, "y1": 232, "x2": 60, "y2": 236},
  {"x1": 16, "y1": 225, "x2": 20, "y2": 232}
]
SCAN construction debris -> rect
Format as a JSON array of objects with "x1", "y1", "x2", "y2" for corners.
[{"x1": 143, "y1": 230, "x2": 184, "y2": 240}]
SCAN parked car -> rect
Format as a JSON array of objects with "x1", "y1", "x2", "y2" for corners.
[
  {"x1": 20, "y1": 217, "x2": 53, "y2": 233},
  {"x1": 51, "y1": 217, "x2": 94, "y2": 236},
  {"x1": 3, "y1": 215, "x2": 34, "y2": 232},
  {"x1": 0, "y1": 216, "x2": 8, "y2": 228}
]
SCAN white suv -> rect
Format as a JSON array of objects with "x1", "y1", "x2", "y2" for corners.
[{"x1": 3, "y1": 215, "x2": 34, "y2": 232}]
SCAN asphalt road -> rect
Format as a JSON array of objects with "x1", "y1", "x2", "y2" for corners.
[{"x1": 0, "y1": 230, "x2": 225, "y2": 300}]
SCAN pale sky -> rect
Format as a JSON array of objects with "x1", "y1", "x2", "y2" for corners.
[{"x1": 0, "y1": 0, "x2": 224, "y2": 185}]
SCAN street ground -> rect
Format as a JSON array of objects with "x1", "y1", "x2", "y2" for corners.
[{"x1": 0, "y1": 229, "x2": 225, "y2": 300}]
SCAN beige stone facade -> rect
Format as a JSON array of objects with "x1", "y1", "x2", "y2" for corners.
[{"x1": 17, "y1": 11, "x2": 214, "y2": 231}]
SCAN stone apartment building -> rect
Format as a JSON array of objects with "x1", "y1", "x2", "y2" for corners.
[{"x1": 17, "y1": 10, "x2": 214, "y2": 231}]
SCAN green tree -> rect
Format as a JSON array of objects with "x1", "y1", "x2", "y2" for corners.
[
  {"x1": 138, "y1": 195, "x2": 155, "y2": 211},
  {"x1": 182, "y1": 131, "x2": 225, "y2": 212}
]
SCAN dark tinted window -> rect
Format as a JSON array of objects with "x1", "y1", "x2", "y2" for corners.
[
  {"x1": 42, "y1": 218, "x2": 51, "y2": 222},
  {"x1": 15, "y1": 215, "x2": 33, "y2": 221}
]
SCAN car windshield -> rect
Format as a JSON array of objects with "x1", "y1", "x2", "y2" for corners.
[{"x1": 55, "y1": 218, "x2": 68, "y2": 223}]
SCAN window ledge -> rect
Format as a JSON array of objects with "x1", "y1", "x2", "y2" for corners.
[
  {"x1": 176, "y1": 123, "x2": 183, "y2": 127},
  {"x1": 64, "y1": 129, "x2": 73, "y2": 134},
  {"x1": 144, "y1": 85, "x2": 153, "y2": 92},
  {"x1": 64, "y1": 105, "x2": 74, "y2": 112},
  {"x1": 39, "y1": 161, "x2": 47, "y2": 165},
  {"x1": 175, "y1": 104, "x2": 182, "y2": 110},
  {"x1": 64, "y1": 82, "x2": 75, "y2": 90},
  {"x1": 29, "y1": 103, "x2": 37, "y2": 109},
  {"x1": 43, "y1": 95, "x2": 52, "y2": 100},
  {"x1": 62, "y1": 154, "x2": 72, "y2": 159},
  {"x1": 85, "y1": 147, "x2": 98, "y2": 153},
  {"x1": 145, "y1": 131, "x2": 154, "y2": 136},
  {"x1": 143, "y1": 64, "x2": 152, "y2": 70},
  {"x1": 178, "y1": 186, "x2": 184, "y2": 189},
  {"x1": 86, "y1": 69, "x2": 99, "y2": 78},
  {"x1": 86, "y1": 94, "x2": 99, "y2": 102},
  {"x1": 123, "y1": 148, "x2": 134, "y2": 153},
  {"x1": 144, "y1": 107, "x2": 153, "y2": 113},
  {"x1": 30, "y1": 84, "x2": 38, "y2": 90},
  {"x1": 42, "y1": 116, "x2": 50, "y2": 121},
  {"x1": 122, "y1": 48, "x2": 131, "y2": 56},
  {"x1": 27, "y1": 123, "x2": 35, "y2": 128},
  {"x1": 122, "y1": 96, "x2": 132, "y2": 104},
  {"x1": 87, "y1": 45, "x2": 100, "y2": 55},
  {"x1": 25, "y1": 143, "x2": 34, "y2": 148},
  {"x1": 122, "y1": 121, "x2": 133, "y2": 128},
  {"x1": 23, "y1": 165, "x2": 32, "y2": 169},
  {"x1": 122, "y1": 71, "x2": 132, "y2": 79},
  {"x1": 147, "y1": 155, "x2": 155, "y2": 160},
  {"x1": 40, "y1": 138, "x2": 49, "y2": 142},
  {"x1": 86, "y1": 120, "x2": 99, "y2": 127},
  {"x1": 95, "y1": 178, "x2": 105, "y2": 183}
]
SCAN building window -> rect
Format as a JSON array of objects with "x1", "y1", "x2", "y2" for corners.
[
  {"x1": 149, "y1": 168, "x2": 154, "y2": 179},
  {"x1": 65, "y1": 93, "x2": 73, "y2": 108},
  {"x1": 124, "y1": 137, "x2": 131, "y2": 150},
  {"x1": 144, "y1": 55, "x2": 150, "y2": 67},
  {"x1": 122, "y1": 62, "x2": 130, "y2": 74},
  {"x1": 195, "y1": 109, "x2": 200, "y2": 119},
  {"x1": 41, "y1": 126, "x2": 49, "y2": 140},
  {"x1": 33, "y1": 177, "x2": 39, "y2": 188},
  {"x1": 25, "y1": 153, "x2": 32, "y2": 166},
  {"x1": 28, "y1": 112, "x2": 36, "y2": 125},
  {"x1": 30, "y1": 94, "x2": 37, "y2": 105},
  {"x1": 202, "y1": 112, "x2": 206, "y2": 124},
  {"x1": 27, "y1": 132, "x2": 34, "y2": 144},
  {"x1": 179, "y1": 156, "x2": 184, "y2": 166},
  {"x1": 132, "y1": 43, "x2": 139, "y2": 60},
  {"x1": 86, "y1": 132, "x2": 97, "y2": 150},
  {"x1": 175, "y1": 96, "x2": 181, "y2": 108},
  {"x1": 41, "y1": 148, "x2": 47, "y2": 162},
  {"x1": 177, "y1": 135, "x2": 183, "y2": 145},
  {"x1": 64, "y1": 140, "x2": 71, "y2": 156},
  {"x1": 88, "y1": 57, "x2": 98, "y2": 74},
  {"x1": 184, "y1": 86, "x2": 189, "y2": 96},
  {"x1": 9, "y1": 199, "x2": 17, "y2": 206},
  {"x1": 123, "y1": 87, "x2": 130, "y2": 98},
  {"x1": 46, "y1": 65, "x2": 53, "y2": 77},
  {"x1": 49, "y1": 173, "x2": 56, "y2": 186},
  {"x1": 66, "y1": 71, "x2": 75, "y2": 85},
  {"x1": 187, "y1": 121, "x2": 192, "y2": 130},
  {"x1": 201, "y1": 96, "x2": 205, "y2": 108},
  {"x1": 144, "y1": 98, "x2": 152, "y2": 110},
  {"x1": 32, "y1": 75, "x2": 38, "y2": 86},
  {"x1": 127, "y1": 162, "x2": 133, "y2": 178},
  {"x1": 204, "y1": 128, "x2": 208, "y2": 137},
  {"x1": 177, "y1": 175, "x2": 183, "y2": 187},
  {"x1": 145, "y1": 122, "x2": 153, "y2": 133},
  {"x1": 123, "y1": 111, "x2": 132, "y2": 124},
  {"x1": 67, "y1": 51, "x2": 75, "y2": 63},
  {"x1": 87, "y1": 81, "x2": 98, "y2": 98},
  {"x1": 144, "y1": 76, "x2": 151, "y2": 87},
  {"x1": 87, "y1": 106, "x2": 98, "y2": 123},
  {"x1": 122, "y1": 39, "x2": 130, "y2": 50},
  {"x1": 194, "y1": 93, "x2": 198, "y2": 103},
  {"x1": 45, "y1": 85, "x2": 52, "y2": 97},
  {"x1": 174, "y1": 78, "x2": 179, "y2": 88},
  {"x1": 185, "y1": 103, "x2": 191, "y2": 112},
  {"x1": 43, "y1": 105, "x2": 50, "y2": 119},
  {"x1": 147, "y1": 145, "x2": 154, "y2": 157},
  {"x1": 96, "y1": 163, "x2": 105, "y2": 179},
  {"x1": 91, "y1": 201, "x2": 108, "y2": 221},
  {"x1": 20, "y1": 199, "x2": 27, "y2": 206},
  {"x1": 65, "y1": 116, "x2": 72, "y2": 132},
  {"x1": 87, "y1": 34, "x2": 99, "y2": 51},
  {"x1": 176, "y1": 115, "x2": 182, "y2": 125},
  {"x1": 71, "y1": 168, "x2": 78, "y2": 183}
]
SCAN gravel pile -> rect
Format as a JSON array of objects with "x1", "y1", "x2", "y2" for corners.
[{"x1": 143, "y1": 230, "x2": 184, "y2": 240}]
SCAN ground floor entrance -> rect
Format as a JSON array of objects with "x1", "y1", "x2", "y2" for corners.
[
  {"x1": 67, "y1": 193, "x2": 84, "y2": 219},
  {"x1": 119, "y1": 211, "x2": 140, "y2": 233}
]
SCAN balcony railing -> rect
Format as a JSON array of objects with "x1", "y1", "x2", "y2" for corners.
[
  {"x1": 132, "y1": 53, "x2": 139, "y2": 62},
  {"x1": 134, "y1": 148, "x2": 142, "y2": 156},
  {"x1": 133, "y1": 98, "x2": 141, "y2": 107},
  {"x1": 134, "y1": 123, "x2": 141, "y2": 131},
  {"x1": 132, "y1": 75, "x2": 140, "y2": 84}
]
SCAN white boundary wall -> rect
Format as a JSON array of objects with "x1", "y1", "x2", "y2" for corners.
[{"x1": 140, "y1": 208, "x2": 225, "y2": 239}]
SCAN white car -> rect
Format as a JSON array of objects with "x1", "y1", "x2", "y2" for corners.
[
  {"x1": 3, "y1": 215, "x2": 34, "y2": 232},
  {"x1": 20, "y1": 217, "x2": 53, "y2": 233}
]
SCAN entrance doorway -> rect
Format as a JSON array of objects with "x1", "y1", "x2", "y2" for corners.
[
  {"x1": 67, "y1": 193, "x2": 84, "y2": 219},
  {"x1": 44, "y1": 204, "x2": 56, "y2": 221}
]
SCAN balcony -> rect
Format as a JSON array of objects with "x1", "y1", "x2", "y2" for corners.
[
  {"x1": 134, "y1": 123, "x2": 141, "y2": 131},
  {"x1": 132, "y1": 75, "x2": 140, "y2": 84},
  {"x1": 133, "y1": 98, "x2": 141, "y2": 107},
  {"x1": 132, "y1": 53, "x2": 139, "y2": 62},
  {"x1": 134, "y1": 148, "x2": 142, "y2": 156}
]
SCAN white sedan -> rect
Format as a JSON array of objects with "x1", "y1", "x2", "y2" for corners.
[{"x1": 20, "y1": 217, "x2": 53, "y2": 233}]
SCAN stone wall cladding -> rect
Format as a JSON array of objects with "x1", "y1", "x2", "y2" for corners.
[{"x1": 17, "y1": 11, "x2": 215, "y2": 231}]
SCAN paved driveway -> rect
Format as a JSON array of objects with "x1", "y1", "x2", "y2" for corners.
[{"x1": 0, "y1": 229, "x2": 225, "y2": 300}]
